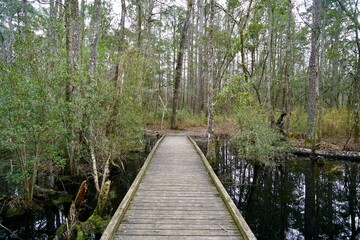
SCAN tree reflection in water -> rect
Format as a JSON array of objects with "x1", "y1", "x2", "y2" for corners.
[{"x1": 197, "y1": 139, "x2": 360, "y2": 240}]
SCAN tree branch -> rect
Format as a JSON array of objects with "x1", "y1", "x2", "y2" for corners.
[{"x1": 337, "y1": 0, "x2": 360, "y2": 30}]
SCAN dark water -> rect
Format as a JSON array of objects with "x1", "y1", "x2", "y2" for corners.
[
  {"x1": 196, "y1": 138, "x2": 360, "y2": 240},
  {"x1": 1, "y1": 137, "x2": 359, "y2": 240},
  {"x1": 0, "y1": 136, "x2": 157, "y2": 240}
]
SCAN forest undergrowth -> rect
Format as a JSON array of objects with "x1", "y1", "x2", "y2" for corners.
[{"x1": 146, "y1": 107, "x2": 360, "y2": 153}]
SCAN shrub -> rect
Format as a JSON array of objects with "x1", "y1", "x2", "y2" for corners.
[{"x1": 230, "y1": 106, "x2": 291, "y2": 165}]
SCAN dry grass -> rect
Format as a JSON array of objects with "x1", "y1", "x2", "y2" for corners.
[
  {"x1": 214, "y1": 117, "x2": 237, "y2": 137},
  {"x1": 321, "y1": 108, "x2": 351, "y2": 138}
]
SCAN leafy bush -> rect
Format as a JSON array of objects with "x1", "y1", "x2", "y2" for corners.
[
  {"x1": 215, "y1": 75, "x2": 253, "y2": 114},
  {"x1": 230, "y1": 106, "x2": 291, "y2": 165}
]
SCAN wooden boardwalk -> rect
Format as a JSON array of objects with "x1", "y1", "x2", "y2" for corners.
[{"x1": 101, "y1": 135, "x2": 256, "y2": 240}]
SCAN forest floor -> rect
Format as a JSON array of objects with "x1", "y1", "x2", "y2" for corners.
[{"x1": 145, "y1": 122, "x2": 360, "y2": 153}]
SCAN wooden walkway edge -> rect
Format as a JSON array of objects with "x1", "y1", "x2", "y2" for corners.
[
  {"x1": 100, "y1": 135, "x2": 256, "y2": 240},
  {"x1": 187, "y1": 136, "x2": 256, "y2": 240},
  {"x1": 100, "y1": 135, "x2": 166, "y2": 240}
]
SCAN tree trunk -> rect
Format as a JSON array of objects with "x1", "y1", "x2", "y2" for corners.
[
  {"x1": 283, "y1": 0, "x2": 293, "y2": 134},
  {"x1": 187, "y1": 4, "x2": 195, "y2": 110},
  {"x1": 170, "y1": 0, "x2": 193, "y2": 129},
  {"x1": 307, "y1": 0, "x2": 322, "y2": 147},
  {"x1": 105, "y1": 0, "x2": 126, "y2": 137},
  {"x1": 206, "y1": 0, "x2": 216, "y2": 161},
  {"x1": 116, "y1": 0, "x2": 126, "y2": 93},
  {"x1": 49, "y1": 0, "x2": 57, "y2": 54},
  {"x1": 354, "y1": 30, "x2": 360, "y2": 143},
  {"x1": 195, "y1": 0, "x2": 204, "y2": 115},
  {"x1": 119, "y1": 0, "x2": 126, "y2": 52},
  {"x1": 65, "y1": 0, "x2": 81, "y2": 175},
  {"x1": 80, "y1": 0, "x2": 86, "y2": 65},
  {"x1": 136, "y1": 0, "x2": 142, "y2": 50},
  {"x1": 88, "y1": 0, "x2": 101, "y2": 193},
  {"x1": 266, "y1": 0, "x2": 274, "y2": 126},
  {"x1": 239, "y1": 0, "x2": 253, "y2": 83},
  {"x1": 6, "y1": 14, "x2": 14, "y2": 64}
]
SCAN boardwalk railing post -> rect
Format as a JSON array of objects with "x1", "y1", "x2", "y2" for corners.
[
  {"x1": 188, "y1": 136, "x2": 257, "y2": 240},
  {"x1": 100, "y1": 135, "x2": 165, "y2": 240}
]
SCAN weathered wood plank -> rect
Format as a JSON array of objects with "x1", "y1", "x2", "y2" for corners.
[
  {"x1": 115, "y1": 236, "x2": 242, "y2": 240},
  {"x1": 100, "y1": 136, "x2": 165, "y2": 240},
  {"x1": 118, "y1": 224, "x2": 238, "y2": 230},
  {"x1": 123, "y1": 214, "x2": 231, "y2": 220},
  {"x1": 124, "y1": 210, "x2": 232, "y2": 217},
  {"x1": 116, "y1": 229, "x2": 240, "y2": 236},
  {"x1": 188, "y1": 136, "x2": 257, "y2": 240},
  {"x1": 121, "y1": 219, "x2": 239, "y2": 225},
  {"x1": 129, "y1": 205, "x2": 224, "y2": 210},
  {"x1": 104, "y1": 136, "x2": 254, "y2": 240}
]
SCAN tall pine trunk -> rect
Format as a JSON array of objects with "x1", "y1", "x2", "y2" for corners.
[
  {"x1": 65, "y1": 0, "x2": 81, "y2": 175},
  {"x1": 206, "y1": 0, "x2": 216, "y2": 161},
  {"x1": 266, "y1": 0, "x2": 274, "y2": 126},
  {"x1": 283, "y1": 0, "x2": 293, "y2": 134},
  {"x1": 195, "y1": 0, "x2": 204, "y2": 115},
  {"x1": 171, "y1": 0, "x2": 193, "y2": 129},
  {"x1": 136, "y1": 0, "x2": 142, "y2": 50},
  {"x1": 88, "y1": 0, "x2": 101, "y2": 193},
  {"x1": 354, "y1": 30, "x2": 360, "y2": 143},
  {"x1": 307, "y1": 0, "x2": 322, "y2": 149}
]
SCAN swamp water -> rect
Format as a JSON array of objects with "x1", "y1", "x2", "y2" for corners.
[
  {"x1": 0, "y1": 136, "x2": 157, "y2": 240},
  {"x1": 1, "y1": 136, "x2": 359, "y2": 240},
  {"x1": 195, "y1": 138, "x2": 360, "y2": 240}
]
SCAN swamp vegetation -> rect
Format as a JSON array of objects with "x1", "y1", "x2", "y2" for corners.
[
  {"x1": 195, "y1": 138, "x2": 360, "y2": 240},
  {"x1": 1, "y1": 136, "x2": 359, "y2": 240},
  {"x1": 0, "y1": 0, "x2": 360, "y2": 239}
]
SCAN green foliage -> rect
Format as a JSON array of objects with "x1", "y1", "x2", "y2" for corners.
[
  {"x1": 230, "y1": 106, "x2": 291, "y2": 165},
  {"x1": 0, "y1": 32, "x2": 67, "y2": 203},
  {"x1": 289, "y1": 107, "x2": 308, "y2": 137},
  {"x1": 216, "y1": 75, "x2": 253, "y2": 113}
]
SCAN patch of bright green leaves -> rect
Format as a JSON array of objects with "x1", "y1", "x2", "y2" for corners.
[{"x1": 216, "y1": 75, "x2": 253, "y2": 113}]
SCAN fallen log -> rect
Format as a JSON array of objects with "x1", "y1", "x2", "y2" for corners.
[
  {"x1": 34, "y1": 185, "x2": 67, "y2": 196},
  {"x1": 293, "y1": 147, "x2": 360, "y2": 161}
]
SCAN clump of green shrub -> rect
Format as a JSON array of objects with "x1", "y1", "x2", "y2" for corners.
[{"x1": 230, "y1": 106, "x2": 291, "y2": 165}]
